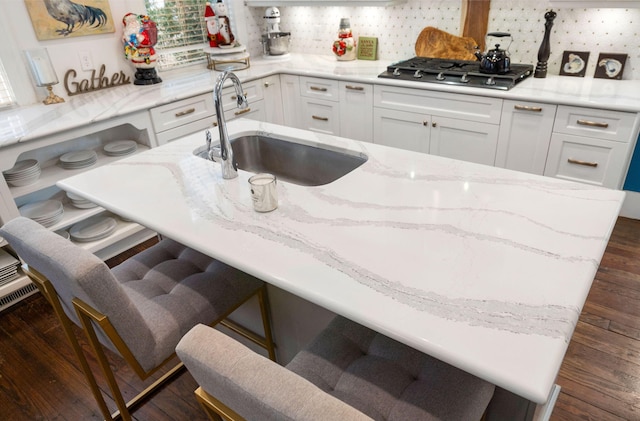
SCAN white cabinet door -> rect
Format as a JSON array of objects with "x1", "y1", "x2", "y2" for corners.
[
  {"x1": 262, "y1": 75, "x2": 284, "y2": 125},
  {"x1": 281, "y1": 74, "x2": 302, "y2": 129},
  {"x1": 495, "y1": 100, "x2": 556, "y2": 174},
  {"x1": 430, "y1": 116, "x2": 500, "y2": 165},
  {"x1": 339, "y1": 82, "x2": 373, "y2": 142},
  {"x1": 544, "y1": 133, "x2": 630, "y2": 188},
  {"x1": 373, "y1": 108, "x2": 429, "y2": 154}
]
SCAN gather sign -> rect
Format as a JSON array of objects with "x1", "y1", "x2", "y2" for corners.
[{"x1": 64, "y1": 65, "x2": 131, "y2": 96}]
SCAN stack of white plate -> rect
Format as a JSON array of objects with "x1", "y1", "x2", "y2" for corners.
[
  {"x1": 3, "y1": 159, "x2": 42, "y2": 187},
  {"x1": 0, "y1": 248, "x2": 20, "y2": 287},
  {"x1": 66, "y1": 191, "x2": 98, "y2": 209},
  {"x1": 104, "y1": 140, "x2": 137, "y2": 157},
  {"x1": 69, "y1": 215, "x2": 117, "y2": 243},
  {"x1": 59, "y1": 150, "x2": 98, "y2": 169},
  {"x1": 19, "y1": 200, "x2": 64, "y2": 227}
]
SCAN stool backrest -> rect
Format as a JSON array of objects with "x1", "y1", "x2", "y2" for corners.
[{"x1": 0, "y1": 217, "x2": 153, "y2": 357}]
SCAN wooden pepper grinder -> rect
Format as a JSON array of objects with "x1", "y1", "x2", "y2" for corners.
[{"x1": 534, "y1": 10, "x2": 557, "y2": 78}]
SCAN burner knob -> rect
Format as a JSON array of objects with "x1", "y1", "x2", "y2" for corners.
[
  {"x1": 485, "y1": 77, "x2": 496, "y2": 86},
  {"x1": 413, "y1": 70, "x2": 423, "y2": 78},
  {"x1": 393, "y1": 68, "x2": 401, "y2": 76},
  {"x1": 460, "y1": 73, "x2": 470, "y2": 83},
  {"x1": 436, "y1": 72, "x2": 445, "y2": 81}
]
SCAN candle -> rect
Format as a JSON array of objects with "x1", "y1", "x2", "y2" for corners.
[{"x1": 26, "y1": 49, "x2": 58, "y2": 86}]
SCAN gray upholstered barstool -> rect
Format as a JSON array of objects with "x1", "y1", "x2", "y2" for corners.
[
  {"x1": 0, "y1": 216, "x2": 276, "y2": 421},
  {"x1": 177, "y1": 315, "x2": 495, "y2": 421}
]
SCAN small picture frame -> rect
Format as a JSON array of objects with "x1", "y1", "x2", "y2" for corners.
[
  {"x1": 594, "y1": 53, "x2": 628, "y2": 80},
  {"x1": 559, "y1": 51, "x2": 589, "y2": 77},
  {"x1": 357, "y1": 37, "x2": 378, "y2": 61}
]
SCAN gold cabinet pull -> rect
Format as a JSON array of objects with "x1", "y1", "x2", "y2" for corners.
[
  {"x1": 312, "y1": 115, "x2": 329, "y2": 121},
  {"x1": 264, "y1": 81, "x2": 271, "y2": 87},
  {"x1": 422, "y1": 121, "x2": 429, "y2": 126},
  {"x1": 432, "y1": 122, "x2": 437, "y2": 128},
  {"x1": 175, "y1": 108, "x2": 195, "y2": 117},
  {"x1": 568, "y1": 158, "x2": 598, "y2": 167},
  {"x1": 234, "y1": 108, "x2": 251, "y2": 116},
  {"x1": 310, "y1": 86, "x2": 328, "y2": 92},
  {"x1": 577, "y1": 119, "x2": 609, "y2": 128},
  {"x1": 212, "y1": 122, "x2": 218, "y2": 127},
  {"x1": 345, "y1": 85, "x2": 364, "y2": 91},
  {"x1": 514, "y1": 104, "x2": 542, "y2": 112}
]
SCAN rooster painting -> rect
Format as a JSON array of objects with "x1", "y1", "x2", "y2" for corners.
[{"x1": 25, "y1": 0, "x2": 115, "y2": 40}]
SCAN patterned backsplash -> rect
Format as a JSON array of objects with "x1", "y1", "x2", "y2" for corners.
[{"x1": 242, "y1": 0, "x2": 640, "y2": 80}]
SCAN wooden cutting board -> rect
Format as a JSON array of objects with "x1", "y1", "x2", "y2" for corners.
[{"x1": 414, "y1": 27, "x2": 479, "y2": 61}]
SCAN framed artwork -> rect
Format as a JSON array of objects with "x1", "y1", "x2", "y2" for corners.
[
  {"x1": 559, "y1": 51, "x2": 589, "y2": 77},
  {"x1": 25, "y1": 0, "x2": 115, "y2": 40},
  {"x1": 594, "y1": 53, "x2": 628, "y2": 80}
]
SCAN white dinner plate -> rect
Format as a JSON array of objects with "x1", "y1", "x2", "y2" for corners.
[
  {"x1": 3, "y1": 159, "x2": 39, "y2": 176},
  {"x1": 69, "y1": 216, "x2": 117, "y2": 242},
  {"x1": 19, "y1": 200, "x2": 63, "y2": 220},
  {"x1": 59, "y1": 150, "x2": 97, "y2": 164},
  {"x1": 104, "y1": 140, "x2": 137, "y2": 156}
]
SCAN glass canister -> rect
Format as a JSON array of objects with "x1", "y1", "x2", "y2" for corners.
[{"x1": 332, "y1": 18, "x2": 356, "y2": 61}]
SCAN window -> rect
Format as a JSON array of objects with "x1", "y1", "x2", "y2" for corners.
[
  {"x1": 0, "y1": 59, "x2": 16, "y2": 109},
  {"x1": 144, "y1": 0, "x2": 209, "y2": 70}
]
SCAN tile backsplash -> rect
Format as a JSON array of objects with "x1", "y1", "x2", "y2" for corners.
[{"x1": 242, "y1": 0, "x2": 639, "y2": 80}]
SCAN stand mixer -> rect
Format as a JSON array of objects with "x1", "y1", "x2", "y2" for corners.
[{"x1": 261, "y1": 7, "x2": 291, "y2": 57}]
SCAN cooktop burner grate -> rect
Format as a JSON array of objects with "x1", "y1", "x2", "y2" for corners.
[{"x1": 378, "y1": 57, "x2": 534, "y2": 90}]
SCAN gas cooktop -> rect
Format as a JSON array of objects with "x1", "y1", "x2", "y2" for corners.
[{"x1": 378, "y1": 57, "x2": 534, "y2": 90}]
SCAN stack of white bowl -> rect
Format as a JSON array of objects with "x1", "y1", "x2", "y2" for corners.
[
  {"x1": 3, "y1": 159, "x2": 41, "y2": 187},
  {"x1": 59, "y1": 150, "x2": 98, "y2": 169},
  {"x1": 104, "y1": 140, "x2": 137, "y2": 157},
  {"x1": 19, "y1": 199, "x2": 64, "y2": 227},
  {"x1": 66, "y1": 191, "x2": 98, "y2": 209}
]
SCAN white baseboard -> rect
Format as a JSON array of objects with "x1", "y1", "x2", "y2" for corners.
[{"x1": 620, "y1": 190, "x2": 640, "y2": 220}]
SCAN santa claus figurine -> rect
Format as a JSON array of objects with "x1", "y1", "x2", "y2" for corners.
[
  {"x1": 122, "y1": 13, "x2": 162, "y2": 85},
  {"x1": 213, "y1": 0, "x2": 235, "y2": 47},
  {"x1": 204, "y1": 2, "x2": 218, "y2": 48}
]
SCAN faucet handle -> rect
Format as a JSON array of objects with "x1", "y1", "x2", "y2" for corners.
[{"x1": 236, "y1": 93, "x2": 248, "y2": 110}]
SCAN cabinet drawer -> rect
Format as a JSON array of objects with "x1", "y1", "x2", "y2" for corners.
[
  {"x1": 544, "y1": 133, "x2": 630, "y2": 188},
  {"x1": 553, "y1": 106, "x2": 637, "y2": 142},
  {"x1": 300, "y1": 77, "x2": 339, "y2": 101},
  {"x1": 374, "y1": 85, "x2": 502, "y2": 124},
  {"x1": 301, "y1": 98, "x2": 340, "y2": 135},
  {"x1": 150, "y1": 94, "x2": 214, "y2": 134}
]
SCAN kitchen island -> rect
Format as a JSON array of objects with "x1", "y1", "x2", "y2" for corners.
[{"x1": 57, "y1": 119, "x2": 624, "y2": 415}]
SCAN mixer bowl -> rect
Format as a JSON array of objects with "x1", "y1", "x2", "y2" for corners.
[{"x1": 263, "y1": 32, "x2": 291, "y2": 55}]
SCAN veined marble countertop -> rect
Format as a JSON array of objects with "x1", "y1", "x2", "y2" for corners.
[
  {"x1": 58, "y1": 119, "x2": 625, "y2": 404},
  {"x1": 2, "y1": 53, "x2": 640, "y2": 148}
]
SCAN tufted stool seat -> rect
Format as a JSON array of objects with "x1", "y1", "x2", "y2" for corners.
[
  {"x1": 0, "y1": 216, "x2": 275, "y2": 421},
  {"x1": 177, "y1": 316, "x2": 496, "y2": 421}
]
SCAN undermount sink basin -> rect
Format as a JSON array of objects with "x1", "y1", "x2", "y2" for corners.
[{"x1": 194, "y1": 134, "x2": 367, "y2": 186}]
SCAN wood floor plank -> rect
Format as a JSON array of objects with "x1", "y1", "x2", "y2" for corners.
[{"x1": 551, "y1": 391, "x2": 626, "y2": 421}]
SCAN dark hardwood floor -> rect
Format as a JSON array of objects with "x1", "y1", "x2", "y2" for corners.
[{"x1": 2, "y1": 219, "x2": 640, "y2": 420}]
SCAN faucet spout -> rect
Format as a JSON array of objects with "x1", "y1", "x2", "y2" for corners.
[{"x1": 210, "y1": 69, "x2": 248, "y2": 179}]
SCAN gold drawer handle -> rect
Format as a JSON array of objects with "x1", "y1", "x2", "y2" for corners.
[
  {"x1": 514, "y1": 105, "x2": 542, "y2": 112},
  {"x1": 310, "y1": 86, "x2": 328, "y2": 92},
  {"x1": 345, "y1": 85, "x2": 364, "y2": 91},
  {"x1": 568, "y1": 158, "x2": 598, "y2": 168},
  {"x1": 175, "y1": 108, "x2": 195, "y2": 117},
  {"x1": 230, "y1": 92, "x2": 248, "y2": 100},
  {"x1": 312, "y1": 115, "x2": 329, "y2": 121},
  {"x1": 234, "y1": 108, "x2": 251, "y2": 116},
  {"x1": 577, "y1": 119, "x2": 609, "y2": 128}
]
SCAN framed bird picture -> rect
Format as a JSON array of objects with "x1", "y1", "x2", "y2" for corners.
[{"x1": 25, "y1": 0, "x2": 115, "y2": 40}]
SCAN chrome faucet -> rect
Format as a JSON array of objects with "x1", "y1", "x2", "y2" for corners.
[{"x1": 207, "y1": 69, "x2": 248, "y2": 179}]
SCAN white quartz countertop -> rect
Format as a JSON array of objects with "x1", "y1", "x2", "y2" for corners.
[
  {"x1": 3, "y1": 53, "x2": 640, "y2": 148},
  {"x1": 57, "y1": 119, "x2": 625, "y2": 404}
]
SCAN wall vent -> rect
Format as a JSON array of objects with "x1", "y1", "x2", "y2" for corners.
[{"x1": 0, "y1": 282, "x2": 38, "y2": 312}]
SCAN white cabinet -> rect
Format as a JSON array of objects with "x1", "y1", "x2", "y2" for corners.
[
  {"x1": 373, "y1": 85, "x2": 502, "y2": 165},
  {"x1": 339, "y1": 81, "x2": 373, "y2": 143},
  {"x1": 150, "y1": 79, "x2": 270, "y2": 144},
  {"x1": 495, "y1": 100, "x2": 556, "y2": 175},
  {"x1": 544, "y1": 106, "x2": 639, "y2": 188},
  {"x1": 262, "y1": 74, "x2": 285, "y2": 125},
  {"x1": 300, "y1": 77, "x2": 341, "y2": 135},
  {"x1": 281, "y1": 74, "x2": 302, "y2": 129},
  {"x1": 0, "y1": 112, "x2": 159, "y2": 309}
]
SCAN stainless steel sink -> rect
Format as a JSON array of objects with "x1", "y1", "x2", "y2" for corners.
[{"x1": 194, "y1": 135, "x2": 367, "y2": 186}]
